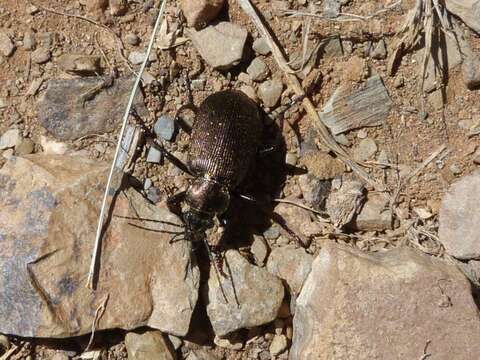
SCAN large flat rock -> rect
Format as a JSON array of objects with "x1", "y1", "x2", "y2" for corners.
[
  {"x1": 0, "y1": 155, "x2": 199, "y2": 338},
  {"x1": 37, "y1": 77, "x2": 146, "y2": 141},
  {"x1": 291, "y1": 244, "x2": 480, "y2": 360}
]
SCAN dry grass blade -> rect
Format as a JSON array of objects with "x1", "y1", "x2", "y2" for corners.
[
  {"x1": 87, "y1": 0, "x2": 168, "y2": 290},
  {"x1": 237, "y1": 0, "x2": 386, "y2": 194}
]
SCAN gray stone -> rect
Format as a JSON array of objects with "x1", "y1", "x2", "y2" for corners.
[
  {"x1": 258, "y1": 79, "x2": 283, "y2": 108},
  {"x1": 252, "y1": 37, "x2": 271, "y2": 55},
  {"x1": 353, "y1": 138, "x2": 377, "y2": 161},
  {"x1": 247, "y1": 57, "x2": 270, "y2": 82},
  {"x1": 31, "y1": 48, "x2": 51, "y2": 64},
  {"x1": 445, "y1": 0, "x2": 480, "y2": 33},
  {"x1": 206, "y1": 250, "x2": 284, "y2": 336},
  {"x1": 146, "y1": 146, "x2": 162, "y2": 163},
  {"x1": 0, "y1": 31, "x2": 15, "y2": 57},
  {"x1": 125, "y1": 331, "x2": 175, "y2": 360},
  {"x1": 189, "y1": 22, "x2": 247, "y2": 70},
  {"x1": 0, "y1": 155, "x2": 199, "y2": 337},
  {"x1": 266, "y1": 245, "x2": 313, "y2": 294},
  {"x1": 125, "y1": 33, "x2": 140, "y2": 46},
  {"x1": 214, "y1": 333, "x2": 243, "y2": 350},
  {"x1": 129, "y1": 51, "x2": 146, "y2": 65},
  {"x1": 181, "y1": 0, "x2": 225, "y2": 29},
  {"x1": 439, "y1": 171, "x2": 480, "y2": 259},
  {"x1": 323, "y1": 0, "x2": 341, "y2": 18},
  {"x1": 370, "y1": 39, "x2": 387, "y2": 59},
  {"x1": 320, "y1": 35, "x2": 343, "y2": 58},
  {"x1": 291, "y1": 244, "x2": 480, "y2": 360},
  {"x1": 37, "y1": 77, "x2": 146, "y2": 140},
  {"x1": 154, "y1": 115, "x2": 175, "y2": 141},
  {"x1": 319, "y1": 74, "x2": 392, "y2": 135},
  {"x1": 0, "y1": 129, "x2": 21, "y2": 150},
  {"x1": 251, "y1": 235, "x2": 269, "y2": 266}
]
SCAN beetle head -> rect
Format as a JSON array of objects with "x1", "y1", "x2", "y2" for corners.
[
  {"x1": 185, "y1": 178, "x2": 230, "y2": 216},
  {"x1": 182, "y1": 209, "x2": 214, "y2": 242}
]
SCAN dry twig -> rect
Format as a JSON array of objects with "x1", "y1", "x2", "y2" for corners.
[{"x1": 84, "y1": 294, "x2": 110, "y2": 353}]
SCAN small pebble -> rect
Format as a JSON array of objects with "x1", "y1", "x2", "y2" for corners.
[
  {"x1": 144, "y1": 178, "x2": 152, "y2": 190},
  {"x1": 357, "y1": 129, "x2": 368, "y2": 139},
  {"x1": 252, "y1": 37, "x2": 271, "y2": 55},
  {"x1": 371, "y1": 39, "x2": 387, "y2": 59},
  {"x1": 125, "y1": 33, "x2": 140, "y2": 45},
  {"x1": 0, "y1": 31, "x2": 15, "y2": 57},
  {"x1": 0, "y1": 129, "x2": 21, "y2": 150},
  {"x1": 128, "y1": 51, "x2": 146, "y2": 65},
  {"x1": 26, "y1": 4, "x2": 39, "y2": 15},
  {"x1": 146, "y1": 186, "x2": 161, "y2": 204},
  {"x1": 15, "y1": 138, "x2": 35, "y2": 155},
  {"x1": 264, "y1": 225, "x2": 280, "y2": 240},
  {"x1": 449, "y1": 163, "x2": 462, "y2": 175},
  {"x1": 31, "y1": 47, "x2": 51, "y2": 64},
  {"x1": 251, "y1": 235, "x2": 268, "y2": 266},
  {"x1": 146, "y1": 146, "x2": 162, "y2": 163},
  {"x1": 191, "y1": 79, "x2": 206, "y2": 90},
  {"x1": 269, "y1": 334, "x2": 287, "y2": 356},
  {"x1": 285, "y1": 152, "x2": 297, "y2": 166},
  {"x1": 258, "y1": 78, "x2": 283, "y2": 108},
  {"x1": 394, "y1": 76, "x2": 404, "y2": 88},
  {"x1": 247, "y1": 57, "x2": 270, "y2": 82},
  {"x1": 154, "y1": 115, "x2": 175, "y2": 141},
  {"x1": 353, "y1": 138, "x2": 377, "y2": 161},
  {"x1": 23, "y1": 31, "x2": 36, "y2": 51}
]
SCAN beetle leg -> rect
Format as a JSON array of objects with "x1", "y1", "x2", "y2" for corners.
[{"x1": 167, "y1": 190, "x2": 186, "y2": 215}]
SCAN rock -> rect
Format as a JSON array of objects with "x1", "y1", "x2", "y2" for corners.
[
  {"x1": 0, "y1": 155, "x2": 199, "y2": 337},
  {"x1": 109, "y1": 0, "x2": 128, "y2": 16},
  {"x1": 191, "y1": 79, "x2": 205, "y2": 90},
  {"x1": 291, "y1": 244, "x2": 480, "y2": 360},
  {"x1": 0, "y1": 129, "x2": 21, "y2": 150},
  {"x1": 125, "y1": 33, "x2": 140, "y2": 46},
  {"x1": 0, "y1": 334, "x2": 10, "y2": 350},
  {"x1": 39, "y1": 136, "x2": 68, "y2": 155},
  {"x1": 181, "y1": 0, "x2": 225, "y2": 29},
  {"x1": 125, "y1": 331, "x2": 175, "y2": 360},
  {"x1": 246, "y1": 57, "x2": 270, "y2": 82},
  {"x1": 15, "y1": 138, "x2": 35, "y2": 155},
  {"x1": 168, "y1": 335, "x2": 182, "y2": 350},
  {"x1": 301, "y1": 151, "x2": 345, "y2": 180},
  {"x1": 326, "y1": 179, "x2": 365, "y2": 228},
  {"x1": 206, "y1": 250, "x2": 284, "y2": 336},
  {"x1": 354, "y1": 193, "x2": 392, "y2": 231},
  {"x1": 273, "y1": 202, "x2": 315, "y2": 245},
  {"x1": 319, "y1": 35, "x2": 343, "y2": 58},
  {"x1": 439, "y1": 171, "x2": 480, "y2": 259},
  {"x1": 298, "y1": 174, "x2": 331, "y2": 209},
  {"x1": 239, "y1": 85, "x2": 257, "y2": 101},
  {"x1": 320, "y1": 74, "x2": 392, "y2": 135},
  {"x1": 214, "y1": 334, "x2": 243, "y2": 350},
  {"x1": 445, "y1": 0, "x2": 480, "y2": 33},
  {"x1": 266, "y1": 245, "x2": 313, "y2": 294},
  {"x1": 154, "y1": 115, "x2": 175, "y2": 141},
  {"x1": 252, "y1": 37, "x2": 271, "y2": 55},
  {"x1": 50, "y1": 353, "x2": 69, "y2": 360},
  {"x1": 129, "y1": 51, "x2": 146, "y2": 65},
  {"x1": 31, "y1": 48, "x2": 51, "y2": 64},
  {"x1": 323, "y1": 0, "x2": 341, "y2": 18},
  {"x1": 0, "y1": 98, "x2": 6, "y2": 109},
  {"x1": 269, "y1": 334, "x2": 288, "y2": 357},
  {"x1": 38, "y1": 77, "x2": 146, "y2": 140},
  {"x1": 251, "y1": 235, "x2": 269, "y2": 266},
  {"x1": 85, "y1": 0, "x2": 108, "y2": 13},
  {"x1": 57, "y1": 54, "x2": 102, "y2": 76},
  {"x1": 394, "y1": 75, "x2": 404, "y2": 88},
  {"x1": 146, "y1": 146, "x2": 162, "y2": 163},
  {"x1": 462, "y1": 51, "x2": 480, "y2": 90},
  {"x1": 258, "y1": 79, "x2": 283, "y2": 108},
  {"x1": 189, "y1": 22, "x2": 247, "y2": 70},
  {"x1": 353, "y1": 138, "x2": 377, "y2": 161},
  {"x1": 370, "y1": 39, "x2": 387, "y2": 59},
  {"x1": 449, "y1": 163, "x2": 462, "y2": 175},
  {"x1": 0, "y1": 31, "x2": 15, "y2": 57}
]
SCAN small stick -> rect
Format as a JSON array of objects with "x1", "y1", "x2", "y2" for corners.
[
  {"x1": 403, "y1": 144, "x2": 447, "y2": 183},
  {"x1": 84, "y1": 294, "x2": 110, "y2": 353},
  {"x1": 86, "y1": 0, "x2": 168, "y2": 290},
  {"x1": 0, "y1": 345, "x2": 18, "y2": 360},
  {"x1": 273, "y1": 198, "x2": 330, "y2": 221}
]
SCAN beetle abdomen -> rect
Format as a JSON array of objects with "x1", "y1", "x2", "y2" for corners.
[{"x1": 188, "y1": 90, "x2": 262, "y2": 188}]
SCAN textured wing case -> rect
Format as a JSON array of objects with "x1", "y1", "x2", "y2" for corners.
[{"x1": 188, "y1": 90, "x2": 262, "y2": 188}]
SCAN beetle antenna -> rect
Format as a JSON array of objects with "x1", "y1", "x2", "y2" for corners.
[{"x1": 203, "y1": 239, "x2": 229, "y2": 304}]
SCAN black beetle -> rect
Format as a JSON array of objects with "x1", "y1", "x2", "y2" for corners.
[{"x1": 176, "y1": 89, "x2": 263, "y2": 243}]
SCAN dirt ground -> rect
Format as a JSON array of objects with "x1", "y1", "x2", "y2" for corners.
[{"x1": 0, "y1": 0, "x2": 479, "y2": 359}]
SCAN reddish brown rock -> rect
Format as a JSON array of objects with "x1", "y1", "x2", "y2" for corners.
[
  {"x1": 0, "y1": 155, "x2": 199, "y2": 338},
  {"x1": 291, "y1": 244, "x2": 480, "y2": 360}
]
